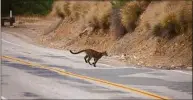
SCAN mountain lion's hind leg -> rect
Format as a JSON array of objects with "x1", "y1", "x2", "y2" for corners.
[{"x1": 87, "y1": 56, "x2": 92, "y2": 65}]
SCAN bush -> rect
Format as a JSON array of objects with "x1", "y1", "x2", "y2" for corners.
[
  {"x1": 153, "y1": 1, "x2": 192, "y2": 39},
  {"x1": 111, "y1": 0, "x2": 128, "y2": 9},
  {"x1": 53, "y1": 1, "x2": 112, "y2": 31},
  {"x1": 62, "y1": 2, "x2": 71, "y2": 18},
  {"x1": 120, "y1": 1, "x2": 143, "y2": 32},
  {"x1": 68, "y1": 1, "x2": 91, "y2": 21},
  {"x1": 152, "y1": 23, "x2": 162, "y2": 36},
  {"x1": 55, "y1": 5, "x2": 64, "y2": 19},
  {"x1": 53, "y1": 1, "x2": 90, "y2": 20},
  {"x1": 97, "y1": 4, "x2": 112, "y2": 30},
  {"x1": 153, "y1": 13, "x2": 181, "y2": 39},
  {"x1": 69, "y1": 2, "x2": 82, "y2": 20},
  {"x1": 83, "y1": 2, "x2": 111, "y2": 32},
  {"x1": 54, "y1": 1, "x2": 71, "y2": 19},
  {"x1": 87, "y1": 14, "x2": 100, "y2": 30},
  {"x1": 98, "y1": 13, "x2": 111, "y2": 29}
]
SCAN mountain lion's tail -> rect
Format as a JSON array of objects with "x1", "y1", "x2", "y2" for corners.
[{"x1": 70, "y1": 50, "x2": 85, "y2": 54}]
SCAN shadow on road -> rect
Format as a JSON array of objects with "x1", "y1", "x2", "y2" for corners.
[
  {"x1": 23, "y1": 92, "x2": 39, "y2": 97},
  {"x1": 2, "y1": 58, "x2": 192, "y2": 95},
  {"x1": 2, "y1": 59, "x2": 91, "y2": 85},
  {"x1": 17, "y1": 56, "x2": 44, "y2": 63},
  {"x1": 41, "y1": 55, "x2": 70, "y2": 59},
  {"x1": 41, "y1": 55, "x2": 85, "y2": 63}
]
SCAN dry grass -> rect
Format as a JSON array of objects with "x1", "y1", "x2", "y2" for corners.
[
  {"x1": 81, "y1": 1, "x2": 111, "y2": 32},
  {"x1": 152, "y1": 23, "x2": 162, "y2": 36},
  {"x1": 51, "y1": 1, "x2": 70, "y2": 19},
  {"x1": 120, "y1": 1, "x2": 149, "y2": 32},
  {"x1": 109, "y1": 1, "x2": 192, "y2": 67},
  {"x1": 177, "y1": 3, "x2": 192, "y2": 31},
  {"x1": 153, "y1": 13, "x2": 180, "y2": 38},
  {"x1": 120, "y1": 1, "x2": 141, "y2": 32},
  {"x1": 17, "y1": 1, "x2": 192, "y2": 68},
  {"x1": 97, "y1": 5, "x2": 111, "y2": 30},
  {"x1": 152, "y1": 2, "x2": 192, "y2": 39},
  {"x1": 52, "y1": 0, "x2": 152, "y2": 34},
  {"x1": 51, "y1": 1, "x2": 89, "y2": 20},
  {"x1": 68, "y1": 1, "x2": 91, "y2": 21},
  {"x1": 51, "y1": 1, "x2": 111, "y2": 33}
]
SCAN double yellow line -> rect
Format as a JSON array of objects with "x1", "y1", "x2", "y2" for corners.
[{"x1": 2, "y1": 56, "x2": 170, "y2": 100}]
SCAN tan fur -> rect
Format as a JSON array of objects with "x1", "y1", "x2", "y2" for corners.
[{"x1": 70, "y1": 49, "x2": 108, "y2": 67}]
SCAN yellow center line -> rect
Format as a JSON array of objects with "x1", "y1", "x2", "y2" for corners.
[{"x1": 2, "y1": 55, "x2": 171, "y2": 100}]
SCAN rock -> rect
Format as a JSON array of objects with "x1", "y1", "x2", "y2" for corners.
[
  {"x1": 121, "y1": 54, "x2": 126, "y2": 59},
  {"x1": 133, "y1": 55, "x2": 137, "y2": 59}
]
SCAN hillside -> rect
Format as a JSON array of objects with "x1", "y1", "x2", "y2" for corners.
[
  {"x1": 110, "y1": 1, "x2": 192, "y2": 68},
  {"x1": 6, "y1": 1, "x2": 192, "y2": 69}
]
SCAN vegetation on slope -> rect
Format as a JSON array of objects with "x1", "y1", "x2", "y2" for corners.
[
  {"x1": 51, "y1": 0, "x2": 151, "y2": 39},
  {"x1": 110, "y1": 1, "x2": 192, "y2": 67},
  {"x1": 17, "y1": 0, "x2": 192, "y2": 68}
]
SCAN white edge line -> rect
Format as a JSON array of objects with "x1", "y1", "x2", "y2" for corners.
[
  {"x1": 2, "y1": 38, "x2": 192, "y2": 75},
  {"x1": 2, "y1": 39, "x2": 143, "y2": 69},
  {"x1": 1, "y1": 96, "x2": 7, "y2": 100},
  {"x1": 172, "y1": 70, "x2": 192, "y2": 75},
  {"x1": 2, "y1": 39, "x2": 22, "y2": 47},
  {"x1": 1, "y1": 39, "x2": 135, "y2": 70},
  {"x1": 1, "y1": 38, "x2": 140, "y2": 69}
]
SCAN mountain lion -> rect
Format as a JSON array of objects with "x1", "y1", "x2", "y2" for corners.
[{"x1": 70, "y1": 49, "x2": 108, "y2": 67}]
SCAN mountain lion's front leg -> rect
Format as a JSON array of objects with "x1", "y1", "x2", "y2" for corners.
[{"x1": 93, "y1": 58, "x2": 99, "y2": 67}]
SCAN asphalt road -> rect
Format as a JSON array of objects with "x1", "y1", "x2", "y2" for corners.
[{"x1": 1, "y1": 31, "x2": 192, "y2": 99}]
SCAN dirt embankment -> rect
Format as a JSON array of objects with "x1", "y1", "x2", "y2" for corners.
[
  {"x1": 4, "y1": 1, "x2": 192, "y2": 69},
  {"x1": 110, "y1": 1, "x2": 192, "y2": 68}
]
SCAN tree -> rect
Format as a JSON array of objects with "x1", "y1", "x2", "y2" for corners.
[
  {"x1": 2, "y1": 0, "x2": 54, "y2": 16},
  {"x1": 2, "y1": 0, "x2": 12, "y2": 17}
]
